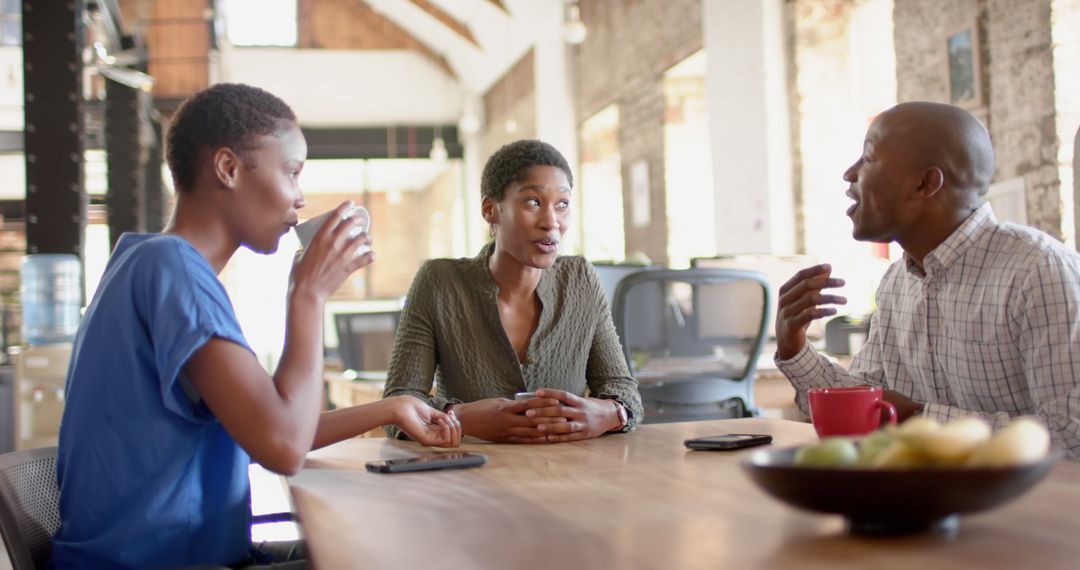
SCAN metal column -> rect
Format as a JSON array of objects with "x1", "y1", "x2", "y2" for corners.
[
  {"x1": 144, "y1": 118, "x2": 167, "y2": 233},
  {"x1": 22, "y1": 0, "x2": 87, "y2": 258},
  {"x1": 105, "y1": 77, "x2": 148, "y2": 248}
]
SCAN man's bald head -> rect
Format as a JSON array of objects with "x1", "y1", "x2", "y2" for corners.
[{"x1": 878, "y1": 101, "x2": 995, "y2": 198}]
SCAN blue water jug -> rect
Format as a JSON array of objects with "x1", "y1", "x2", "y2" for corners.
[{"x1": 20, "y1": 254, "x2": 82, "y2": 345}]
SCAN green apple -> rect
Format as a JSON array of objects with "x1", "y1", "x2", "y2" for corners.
[
  {"x1": 794, "y1": 437, "x2": 858, "y2": 467},
  {"x1": 857, "y1": 429, "x2": 895, "y2": 466}
]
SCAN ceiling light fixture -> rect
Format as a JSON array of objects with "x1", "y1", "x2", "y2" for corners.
[
  {"x1": 458, "y1": 113, "x2": 480, "y2": 136},
  {"x1": 459, "y1": 96, "x2": 481, "y2": 136},
  {"x1": 429, "y1": 126, "x2": 449, "y2": 163},
  {"x1": 562, "y1": 2, "x2": 587, "y2": 45}
]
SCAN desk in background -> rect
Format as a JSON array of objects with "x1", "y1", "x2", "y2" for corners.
[
  {"x1": 289, "y1": 418, "x2": 1080, "y2": 569},
  {"x1": 323, "y1": 370, "x2": 386, "y2": 438}
]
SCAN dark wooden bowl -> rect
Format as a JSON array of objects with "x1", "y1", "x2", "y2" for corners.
[{"x1": 742, "y1": 446, "x2": 1063, "y2": 535}]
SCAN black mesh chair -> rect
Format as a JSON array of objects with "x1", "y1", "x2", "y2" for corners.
[
  {"x1": 612, "y1": 268, "x2": 771, "y2": 423},
  {"x1": 0, "y1": 446, "x2": 274, "y2": 570},
  {"x1": 590, "y1": 262, "x2": 660, "y2": 306},
  {"x1": 0, "y1": 447, "x2": 59, "y2": 570}
]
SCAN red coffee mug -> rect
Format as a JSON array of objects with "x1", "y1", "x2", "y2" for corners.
[{"x1": 808, "y1": 386, "x2": 898, "y2": 438}]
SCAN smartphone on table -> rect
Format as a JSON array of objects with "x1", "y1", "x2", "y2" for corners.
[
  {"x1": 684, "y1": 434, "x2": 773, "y2": 451},
  {"x1": 365, "y1": 452, "x2": 488, "y2": 474}
]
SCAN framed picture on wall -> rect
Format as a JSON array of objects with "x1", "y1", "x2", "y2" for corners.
[{"x1": 945, "y1": 23, "x2": 983, "y2": 109}]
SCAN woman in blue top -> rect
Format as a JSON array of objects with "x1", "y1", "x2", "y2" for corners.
[{"x1": 50, "y1": 83, "x2": 461, "y2": 569}]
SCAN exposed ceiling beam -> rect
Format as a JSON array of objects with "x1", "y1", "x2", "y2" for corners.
[
  {"x1": 115, "y1": 0, "x2": 156, "y2": 35},
  {"x1": 408, "y1": 0, "x2": 480, "y2": 48},
  {"x1": 355, "y1": 0, "x2": 460, "y2": 80},
  {"x1": 484, "y1": 0, "x2": 510, "y2": 16},
  {"x1": 425, "y1": 52, "x2": 458, "y2": 81}
]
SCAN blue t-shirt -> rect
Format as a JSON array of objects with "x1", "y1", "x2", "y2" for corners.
[{"x1": 51, "y1": 234, "x2": 254, "y2": 569}]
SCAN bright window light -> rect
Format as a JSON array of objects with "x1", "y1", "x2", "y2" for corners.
[{"x1": 224, "y1": 0, "x2": 297, "y2": 47}]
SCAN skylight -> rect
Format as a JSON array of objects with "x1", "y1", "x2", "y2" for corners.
[{"x1": 223, "y1": 0, "x2": 297, "y2": 47}]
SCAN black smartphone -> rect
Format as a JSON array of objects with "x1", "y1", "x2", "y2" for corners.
[
  {"x1": 365, "y1": 452, "x2": 488, "y2": 474},
  {"x1": 684, "y1": 434, "x2": 773, "y2": 451}
]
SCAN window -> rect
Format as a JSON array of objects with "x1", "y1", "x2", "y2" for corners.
[
  {"x1": 0, "y1": 0, "x2": 20, "y2": 47},
  {"x1": 223, "y1": 0, "x2": 296, "y2": 47},
  {"x1": 579, "y1": 105, "x2": 626, "y2": 261}
]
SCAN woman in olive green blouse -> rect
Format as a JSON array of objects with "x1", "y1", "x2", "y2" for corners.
[{"x1": 383, "y1": 139, "x2": 643, "y2": 443}]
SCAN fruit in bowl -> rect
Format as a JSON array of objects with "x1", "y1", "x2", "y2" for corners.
[
  {"x1": 793, "y1": 416, "x2": 1052, "y2": 469},
  {"x1": 793, "y1": 437, "x2": 857, "y2": 467},
  {"x1": 748, "y1": 417, "x2": 1061, "y2": 535}
]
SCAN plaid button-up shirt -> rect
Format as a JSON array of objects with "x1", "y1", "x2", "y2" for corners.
[{"x1": 778, "y1": 204, "x2": 1080, "y2": 459}]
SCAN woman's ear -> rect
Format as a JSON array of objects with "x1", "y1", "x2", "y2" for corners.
[
  {"x1": 481, "y1": 196, "x2": 499, "y2": 224},
  {"x1": 212, "y1": 147, "x2": 241, "y2": 189}
]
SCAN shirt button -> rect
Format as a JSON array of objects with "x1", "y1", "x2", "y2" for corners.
[{"x1": 525, "y1": 356, "x2": 535, "y2": 365}]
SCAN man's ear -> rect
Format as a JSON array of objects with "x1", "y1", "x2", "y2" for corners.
[
  {"x1": 212, "y1": 147, "x2": 241, "y2": 190},
  {"x1": 481, "y1": 196, "x2": 499, "y2": 224},
  {"x1": 915, "y1": 166, "x2": 945, "y2": 199}
]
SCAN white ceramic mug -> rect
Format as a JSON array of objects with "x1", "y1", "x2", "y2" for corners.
[{"x1": 295, "y1": 205, "x2": 371, "y2": 254}]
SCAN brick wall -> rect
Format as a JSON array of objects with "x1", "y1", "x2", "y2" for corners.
[
  {"x1": 573, "y1": 0, "x2": 703, "y2": 264},
  {"x1": 894, "y1": 0, "x2": 1064, "y2": 238},
  {"x1": 418, "y1": 162, "x2": 464, "y2": 261},
  {"x1": 364, "y1": 191, "x2": 426, "y2": 299},
  {"x1": 618, "y1": 79, "x2": 667, "y2": 263},
  {"x1": 298, "y1": 164, "x2": 465, "y2": 301},
  {"x1": 575, "y1": 0, "x2": 704, "y2": 119}
]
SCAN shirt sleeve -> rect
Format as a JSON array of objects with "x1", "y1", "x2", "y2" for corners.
[
  {"x1": 775, "y1": 308, "x2": 889, "y2": 417},
  {"x1": 143, "y1": 241, "x2": 251, "y2": 423},
  {"x1": 383, "y1": 261, "x2": 446, "y2": 438},
  {"x1": 924, "y1": 253, "x2": 1080, "y2": 459},
  {"x1": 581, "y1": 260, "x2": 643, "y2": 429}
]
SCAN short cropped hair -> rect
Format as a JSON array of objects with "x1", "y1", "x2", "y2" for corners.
[
  {"x1": 480, "y1": 140, "x2": 573, "y2": 201},
  {"x1": 165, "y1": 83, "x2": 297, "y2": 191}
]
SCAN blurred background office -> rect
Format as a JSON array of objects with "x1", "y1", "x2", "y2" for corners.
[{"x1": 1, "y1": 0, "x2": 1079, "y2": 452}]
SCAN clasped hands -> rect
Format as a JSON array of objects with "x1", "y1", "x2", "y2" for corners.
[{"x1": 450, "y1": 389, "x2": 621, "y2": 444}]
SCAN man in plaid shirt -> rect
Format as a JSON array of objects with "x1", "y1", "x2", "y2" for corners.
[{"x1": 775, "y1": 101, "x2": 1080, "y2": 459}]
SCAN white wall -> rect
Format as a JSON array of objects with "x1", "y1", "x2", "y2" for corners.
[
  {"x1": 704, "y1": 0, "x2": 795, "y2": 255},
  {"x1": 0, "y1": 47, "x2": 22, "y2": 130},
  {"x1": 1052, "y1": 0, "x2": 1080, "y2": 248},
  {"x1": 532, "y1": 3, "x2": 580, "y2": 252},
  {"x1": 219, "y1": 47, "x2": 465, "y2": 126},
  {"x1": 796, "y1": 0, "x2": 896, "y2": 315}
]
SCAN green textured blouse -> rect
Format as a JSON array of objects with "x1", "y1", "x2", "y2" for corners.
[{"x1": 382, "y1": 243, "x2": 643, "y2": 437}]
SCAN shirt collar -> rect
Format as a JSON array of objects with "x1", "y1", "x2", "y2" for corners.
[
  {"x1": 468, "y1": 241, "x2": 556, "y2": 304},
  {"x1": 904, "y1": 202, "x2": 996, "y2": 277}
]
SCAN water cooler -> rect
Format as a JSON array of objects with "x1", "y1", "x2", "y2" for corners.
[
  {"x1": 11, "y1": 254, "x2": 81, "y2": 450},
  {"x1": 11, "y1": 344, "x2": 71, "y2": 450}
]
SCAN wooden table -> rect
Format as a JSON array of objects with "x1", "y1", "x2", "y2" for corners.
[{"x1": 288, "y1": 418, "x2": 1080, "y2": 569}]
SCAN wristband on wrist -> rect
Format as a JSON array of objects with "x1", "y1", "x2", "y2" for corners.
[{"x1": 597, "y1": 394, "x2": 632, "y2": 432}]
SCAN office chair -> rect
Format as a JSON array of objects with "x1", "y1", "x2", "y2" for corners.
[
  {"x1": 0, "y1": 447, "x2": 59, "y2": 570},
  {"x1": 612, "y1": 268, "x2": 771, "y2": 423},
  {"x1": 0, "y1": 446, "x2": 284, "y2": 570},
  {"x1": 590, "y1": 262, "x2": 660, "y2": 305}
]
